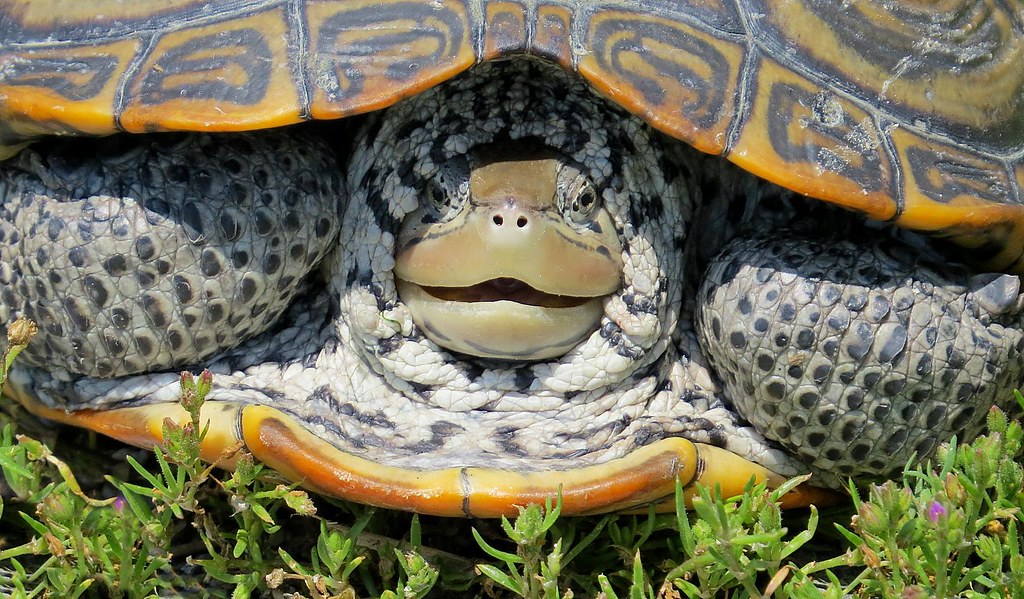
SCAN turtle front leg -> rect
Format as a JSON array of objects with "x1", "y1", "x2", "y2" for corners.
[
  {"x1": 696, "y1": 231, "x2": 1024, "y2": 487},
  {"x1": 0, "y1": 132, "x2": 341, "y2": 377}
]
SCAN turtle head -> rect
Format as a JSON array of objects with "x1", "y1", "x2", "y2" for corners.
[{"x1": 394, "y1": 141, "x2": 623, "y2": 360}]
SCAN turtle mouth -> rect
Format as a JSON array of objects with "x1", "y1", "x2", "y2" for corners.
[
  {"x1": 394, "y1": 277, "x2": 606, "y2": 359},
  {"x1": 417, "y1": 278, "x2": 593, "y2": 308}
]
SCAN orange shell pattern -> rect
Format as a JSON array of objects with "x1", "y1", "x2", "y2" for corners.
[{"x1": 1, "y1": 0, "x2": 1022, "y2": 269}]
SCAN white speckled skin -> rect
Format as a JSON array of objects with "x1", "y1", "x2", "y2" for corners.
[
  {"x1": 0, "y1": 133, "x2": 341, "y2": 377},
  {"x1": 311, "y1": 59, "x2": 793, "y2": 472}
]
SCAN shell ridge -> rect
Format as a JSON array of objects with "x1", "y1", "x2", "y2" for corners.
[
  {"x1": 875, "y1": 116, "x2": 906, "y2": 222},
  {"x1": 0, "y1": 1, "x2": 289, "y2": 47},
  {"x1": 469, "y1": 0, "x2": 488, "y2": 64},
  {"x1": 722, "y1": 42, "x2": 759, "y2": 158},
  {"x1": 112, "y1": 33, "x2": 157, "y2": 135},
  {"x1": 285, "y1": 0, "x2": 313, "y2": 121}
]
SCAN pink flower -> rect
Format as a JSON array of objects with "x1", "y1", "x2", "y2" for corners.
[{"x1": 927, "y1": 501, "x2": 947, "y2": 523}]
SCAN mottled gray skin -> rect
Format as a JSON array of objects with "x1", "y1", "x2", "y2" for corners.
[
  {"x1": 699, "y1": 233, "x2": 1024, "y2": 484},
  {"x1": 2, "y1": 59, "x2": 1022, "y2": 486},
  {"x1": 0, "y1": 133, "x2": 340, "y2": 376}
]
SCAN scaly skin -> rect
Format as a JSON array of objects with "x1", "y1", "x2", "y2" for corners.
[{"x1": 699, "y1": 231, "x2": 1024, "y2": 486}]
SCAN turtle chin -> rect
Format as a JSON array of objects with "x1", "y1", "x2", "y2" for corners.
[{"x1": 395, "y1": 278, "x2": 604, "y2": 360}]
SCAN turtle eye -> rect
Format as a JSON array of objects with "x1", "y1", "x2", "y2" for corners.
[
  {"x1": 425, "y1": 180, "x2": 450, "y2": 217},
  {"x1": 559, "y1": 170, "x2": 601, "y2": 226},
  {"x1": 574, "y1": 184, "x2": 598, "y2": 219},
  {"x1": 423, "y1": 159, "x2": 469, "y2": 222}
]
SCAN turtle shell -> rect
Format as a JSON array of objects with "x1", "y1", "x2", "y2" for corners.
[{"x1": 1, "y1": 0, "x2": 1022, "y2": 269}]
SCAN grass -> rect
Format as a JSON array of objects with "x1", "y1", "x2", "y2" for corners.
[{"x1": 1, "y1": 316, "x2": 1023, "y2": 598}]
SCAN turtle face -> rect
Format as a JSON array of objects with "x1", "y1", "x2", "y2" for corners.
[{"x1": 393, "y1": 144, "x2": 623, "y2": 359}]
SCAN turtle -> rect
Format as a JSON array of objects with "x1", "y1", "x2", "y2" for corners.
[{"x1": 0, "y1": 0, "x2": 1023, "y2": 518}]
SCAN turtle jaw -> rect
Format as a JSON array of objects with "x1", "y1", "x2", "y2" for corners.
[{"x1": 395, "y1": 278, "x2": 605, "y2": 360}]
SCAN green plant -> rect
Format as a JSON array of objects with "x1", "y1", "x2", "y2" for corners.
[
  {"x1": 834, "y1": 396, "x2": 1024, "y2": 597},
  {"x1": 665, "y1": 476, "x2": 819, "y2": 598}
]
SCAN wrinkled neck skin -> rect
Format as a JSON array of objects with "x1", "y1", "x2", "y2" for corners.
[{"x1": 310, "y1": 61, "x2": 791, "y2": 471}]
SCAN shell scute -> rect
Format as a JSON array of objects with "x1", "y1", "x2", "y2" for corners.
[
  {"x1": 306, "y1": 0, "x2": 477, "y2": 119},
  {"x1": 531, "y1": 4, "x2": 573, "y2": 67},
  {"x1": 481, "y1": 1, "x2": 529, "y2": 59},
  {"x1": 121, "y1": 7, "x2": 300, "y2": 133},
  {"x1": 745, "y1": 0, "x2": 1024, "y2": 152},
  {"x1": 732, "y1": 56, "x2": 900, "y2": 222},
  {"x1": 578, "y1": 7, "x2": 745, "y2": 156},
  {"x1": 0, "y1": 39, "x2": 135, "y2": 143}
]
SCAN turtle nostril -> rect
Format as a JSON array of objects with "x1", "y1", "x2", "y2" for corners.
[{"x1": 490, "y1": 210, "x2": 529, "y2": 230}]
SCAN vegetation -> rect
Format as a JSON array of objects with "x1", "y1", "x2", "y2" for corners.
[{"x1": 1, "y1": 317, "x2": 1022, "y2": 598}]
